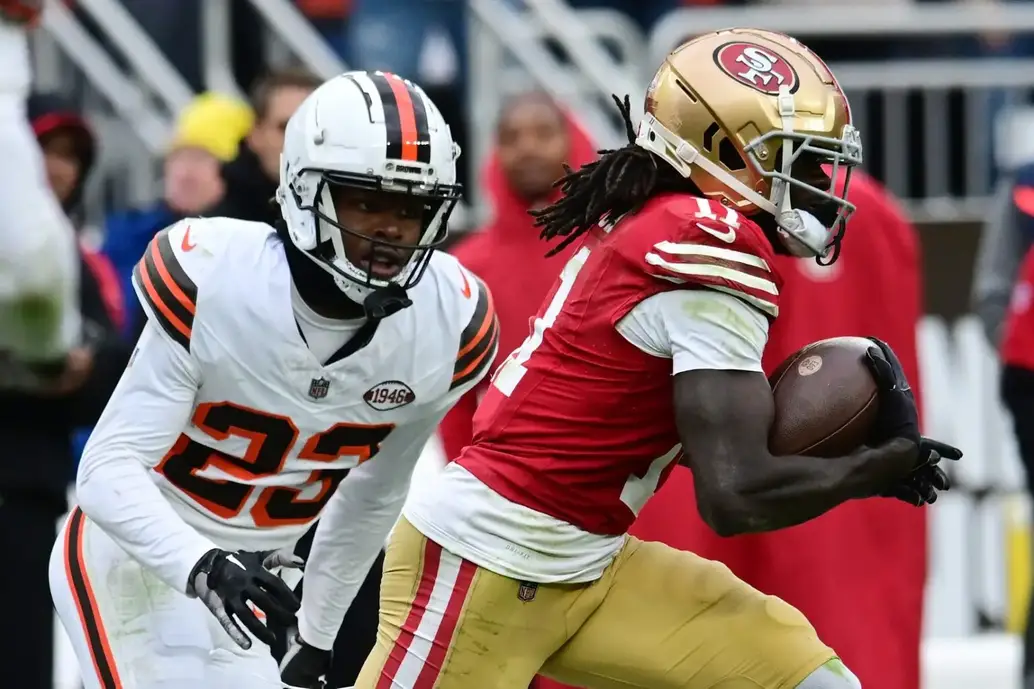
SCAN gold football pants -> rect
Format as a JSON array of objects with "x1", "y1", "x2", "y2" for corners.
[{"x1": 355, "y1": 518, "x2": 836, "y2": 689}]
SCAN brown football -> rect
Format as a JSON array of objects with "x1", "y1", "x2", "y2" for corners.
[{"x1": 768, "y1": 336, "x2": 879, "y2": 457}]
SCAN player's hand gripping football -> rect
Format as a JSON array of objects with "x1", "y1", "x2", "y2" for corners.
[
  {"x1": 280, "y1": 629, "x2": 332, "y2": 689},
  {"x1": 187, "y1": 548, "x2": 300, "y2": 650},
  {"x1": 863, "y1": 337, "x2": 962, "y2": 506}
]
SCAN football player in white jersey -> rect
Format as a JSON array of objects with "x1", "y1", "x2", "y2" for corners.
[
  {"x1": 0, "y1": 1, "x2": 82, "y2": 378},
  {"x1": 49, "y1": 70, "x2": 498, "y2": 689}
]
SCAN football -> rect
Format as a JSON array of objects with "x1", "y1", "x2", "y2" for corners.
[{"x1": 768, "y1": 336, "x2": 879, "y2": 457}]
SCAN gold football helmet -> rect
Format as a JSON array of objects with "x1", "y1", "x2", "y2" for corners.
[{"x1": 636, "y1": 28, "x2": 862, "y2": 259}]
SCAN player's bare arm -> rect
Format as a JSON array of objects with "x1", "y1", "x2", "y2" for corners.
[
  {"x1": 675, "y1": 333, "x2": 960, "y2": 537},
  {"x1": 674, "y1": 367, "x2": 914, "y2": 536}
]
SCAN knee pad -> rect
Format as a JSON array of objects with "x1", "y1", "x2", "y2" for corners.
[{"x1": 795, "y1": 658, "x2": 863, "y2": 689}]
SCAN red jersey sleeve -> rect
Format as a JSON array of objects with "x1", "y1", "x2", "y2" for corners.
[{"x1": 617, "y1": 194, "x2": 783, "y2": 319}]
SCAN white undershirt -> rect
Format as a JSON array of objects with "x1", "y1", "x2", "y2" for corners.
[
  {"x1": 290, "y1": 283, "x2": 366, "y2": 363},
  {"x1": 615, "y1": 288, "x2": 769, "y2": 374}
]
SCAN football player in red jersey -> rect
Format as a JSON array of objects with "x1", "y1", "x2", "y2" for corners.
[{"x1": 281, "y1": 28, "x2": 962, "y2": 689}]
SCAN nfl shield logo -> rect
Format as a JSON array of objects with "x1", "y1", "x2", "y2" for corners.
[
  {"x1": 308, "y1": 377, "x2": 330, "y2": 400},
  {"x1": 517, "y1": 581, "x2": 538, "y2": 602}
]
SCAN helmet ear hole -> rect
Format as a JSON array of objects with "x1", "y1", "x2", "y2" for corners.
[
  {"x1": 702, "y1": 123, "x2": 720, "y2": 153},
  {"x1": 718, "y1": 138, "x2": 746, "y2": 171}
]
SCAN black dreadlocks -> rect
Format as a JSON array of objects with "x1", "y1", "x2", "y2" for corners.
[{"x1": 531, "y1": 95, "x2": 696, "y2": 257}]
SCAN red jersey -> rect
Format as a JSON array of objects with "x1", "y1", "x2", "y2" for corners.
[{"x1": 454, "y1": 193, "x2": 783, "y2": 536}]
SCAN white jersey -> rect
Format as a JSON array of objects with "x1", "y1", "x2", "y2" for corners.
[
  {"x1": 75, "y1": 217, "x2": 498, "y2": 647},
  {"x1": 0, "y1": 20, "x2": 80, "y2": 366}
]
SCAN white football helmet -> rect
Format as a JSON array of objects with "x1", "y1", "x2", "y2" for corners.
[{"x1": 277, "y1": 70, "x2": 462, "y2": 304}]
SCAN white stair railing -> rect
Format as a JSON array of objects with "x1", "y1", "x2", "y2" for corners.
[
  {"x1": 649, "y1": 3, "x2": 1034, "y2": 66},
  {"x1": 522, "y1": 0, "x2": 645, "y2": 120},
  {"x1": 243, "y1": 0, "x2": 348, "y2": 79},
  {"x1": 40, "y1": 1, "x2": 174, "y2": 153},
  {"x1": 71, "y1": 0, "x2": 195, "y2": 115}
]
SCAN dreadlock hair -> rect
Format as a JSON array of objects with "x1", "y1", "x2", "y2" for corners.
[{"x1": 531, "y1": 94, "x2": 697, "y2": 257}]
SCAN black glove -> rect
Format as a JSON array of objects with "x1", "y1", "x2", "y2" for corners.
[
  {"x1": 280, "y1": 630, "x2": 332, "y2": 689},
  {"x1": 882, "y1": 437, "x2": 963, "y2": 506},
  {"x1": 187, "y1": 549, "x2": 300, "y2": 650},
  {"x1": 863, "y1": 337, "x2": 963, "y2": 505},
  {"x1": 863, "y1": 337, "x2": 920, "y2": 446}
]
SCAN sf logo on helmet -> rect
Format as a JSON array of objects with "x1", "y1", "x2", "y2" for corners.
[{"x1": 715, "y1": 42, "x2": 799, "y2": 95}]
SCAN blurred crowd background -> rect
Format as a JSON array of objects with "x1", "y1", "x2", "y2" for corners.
[{"x1": 13, "y1": 0, "x2": 1034, "y2": 688}]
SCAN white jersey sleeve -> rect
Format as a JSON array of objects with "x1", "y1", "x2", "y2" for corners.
[
  {"x1": 74, "y1": 323, "x2": 218, "y2": 593},
  {"x1": 615, "y1": 289, "x2": 769, "y2": 374},
  {"x1": 296, "y1": 408, "x2": 449, "y2": 650}
]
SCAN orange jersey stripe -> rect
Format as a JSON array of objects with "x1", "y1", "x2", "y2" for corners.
[
  {"x1": 150, "y1": 239, "x2": 196, "y2": 316},
  {"x1": 136, "y1": 258, "x2": 192, "y2": 341},
  {"x1": 63, "y1": 508, "x2": 124, "y2": 688},
  {"x1": 453, "y1": 320, "x2": 499, "y2": 383},
  {"x1": 453, "y1": 280, "x2": 499, "y2": 389}
]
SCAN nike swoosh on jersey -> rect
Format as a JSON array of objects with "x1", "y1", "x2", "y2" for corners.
[
  {"x1": 696, "y1": 222, "x2": 736, "y2": 243},
  {"x1": 181, "y1": 225, "x2": 197, "y2": 252},
  {"x1": 459, "y1": 267, "x2": 472, "y2": 299}
]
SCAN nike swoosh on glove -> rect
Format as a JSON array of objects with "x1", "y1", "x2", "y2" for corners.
[
  {"x1": 280, "y1": 629, "x2": 332, "y2": 689},
  {"x1": 188, "y1": 549, "x2": 300, "y2": 650}
]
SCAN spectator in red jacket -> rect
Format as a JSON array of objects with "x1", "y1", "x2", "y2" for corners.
[
  {"x1": 629, "y1": 169, "x2": 927, "y2": 689},
  {"x1": 1001, "y1": 245, "x2": 1034, "y2": 685},
  {"x1": 438, "y1": 91, "x2": 597, "y2": 459}
]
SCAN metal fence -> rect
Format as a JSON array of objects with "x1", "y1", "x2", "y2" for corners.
[{"x1": 648, "y1": 5, "x2": 1034, "y2": 221}]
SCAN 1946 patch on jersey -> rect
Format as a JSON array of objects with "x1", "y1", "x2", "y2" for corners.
[{"x1": 364, "y1": 380, "x2": 416, "y2": 411}]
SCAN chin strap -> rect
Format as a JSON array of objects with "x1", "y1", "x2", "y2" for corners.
[{"x1": 363, "y1": 284, "x2": 412, "y2": 320}]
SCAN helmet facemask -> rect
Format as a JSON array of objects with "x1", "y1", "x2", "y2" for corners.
[
  {"x1": 639, "y1": 109, "x2": 862, "y2": 264},
  {"x1": 742, "y1": 88, "x2": 863, "y2": 263},
  {"x1": 283, "y1": 164, "x2": 462, "y2": 305}
]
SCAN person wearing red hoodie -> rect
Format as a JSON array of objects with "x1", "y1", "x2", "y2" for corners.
[
  {"x1": 1001, "y1": 246, "x2": 1034, "y2": 687},
  {"x1": 438, "y1": 91, "x2": 597, "y2": 459},
  {"x1": 625, "y1": 169, "x2": 927, "y2": 689}
]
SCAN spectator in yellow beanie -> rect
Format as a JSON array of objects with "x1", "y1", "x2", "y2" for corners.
[
  {"x1": 101, "y1": 92, "x2": 254, "y2": 341},
  {"x1": 165, "y1": 92, "x2": 254, "y2": 216}
]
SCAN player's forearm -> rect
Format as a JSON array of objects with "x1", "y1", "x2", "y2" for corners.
[
  {"x1": 693, "y1": 447, "x2": 903, "y2": 536},
  {"x1": 297, "y1": 485, "x2": 406, "y2": 650},
  {"x1": 76, "y1": 452, "x2": 218, "y2": 593}
]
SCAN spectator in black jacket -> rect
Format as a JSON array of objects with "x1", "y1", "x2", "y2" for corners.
[
  {"x1": 208, "y1": 68, "x2": 320, "y2": 225},
  {"x1": 0, "y1": 92, "x2": 128, "y2": 689}
]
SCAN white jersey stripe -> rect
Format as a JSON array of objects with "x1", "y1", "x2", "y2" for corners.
[
  {"x1": 389, "y1": 541, "x2": 476, "y2": 687},
  {"x1": 652, "y1": 240, "x2": 772, "y2": 271},
  {"x1": 708, "y1": 285, "x2": 779, "y2": 318},
  {"x1": 393, "y1": 549, "x2": 461, "y2": 685},
  {"x1": 644, "y1": 253, "x2": 779, "y2": 295}
]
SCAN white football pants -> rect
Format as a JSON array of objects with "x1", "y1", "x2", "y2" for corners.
[
  {"x1": 0, "y1": 94, "x2": 80, "y2": 362},
  {"x1": 49, "y1": 508, "x2": 282, "y2": 689}
]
